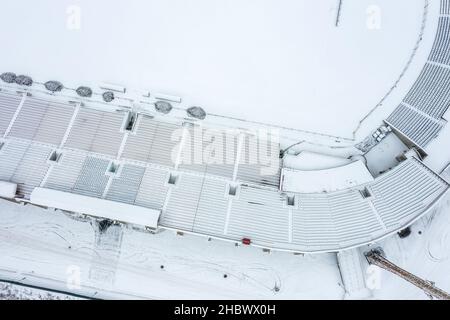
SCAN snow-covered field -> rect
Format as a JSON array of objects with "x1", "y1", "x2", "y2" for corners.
[
  {"x1": 0, "y1": 199, "x2": 343, "y2": 299},
  {"x1": 371, "y1": 193, "x2": 450, "y2": 299},
  {"x1": 1, "y1": 0, "x2": 449, "y2": 300},
  {"x1": 0, "y1": 0, "x2": 438, "y2": 138},
  {"x1": 0, "y1": 190, "x2": 449, "y2": 300}
]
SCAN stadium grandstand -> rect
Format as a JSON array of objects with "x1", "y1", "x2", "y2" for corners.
[
  {"x1": 1, "y1": 0, "x2": 450, "y2": 254},
  {"x1": 386, "y1": 1, "x2": 450, "y2": 149}
]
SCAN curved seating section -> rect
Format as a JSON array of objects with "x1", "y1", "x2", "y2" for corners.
[
  {"x1": 387, "y1": 103, "x2": 444, "y2": 146},
  {"x1": 430, "y1": 17, "x2": 450, "y2": 65},
  {"x1": 0, "y1": 127, "x2": 447, "y2": 252},
  {"x1": 370, "y1": 159, "x2": 446, "y2": 228},
  {"x1": 327, "y1": 191, "x2": 381, "y2": 246},
  {"x1": 403, "y1": 63, "x2": 450, "y2": 118},
  {"x1": 226, "y1": 186, "x2": 290, "y2": 245},
  {"x1": 386, "y1": 3, "x2": 450, "y2": 149}
]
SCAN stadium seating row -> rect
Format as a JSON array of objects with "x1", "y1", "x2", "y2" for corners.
[{"x1": 386, "y1": 8, "x2": 450, "y2": 148}]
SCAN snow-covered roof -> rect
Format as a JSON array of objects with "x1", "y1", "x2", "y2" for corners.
[
  {"x1": 280, "y1": 160, "x2": 374, "y2": 194},
  {"x1": 30, "y1": 187, "x2": 161, "y2": 229}
]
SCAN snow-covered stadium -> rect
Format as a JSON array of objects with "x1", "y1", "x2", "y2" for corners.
[{"x1": 1, "y1": 0, "x2": 450, "y2": 301}]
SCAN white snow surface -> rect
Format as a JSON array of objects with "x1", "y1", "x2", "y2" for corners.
[
  {"x1": 1, "y1": 190, "x2": 450, "y2": 299},
  {"x1": 369, "y1": 193, "x2": 450, "y2": 299},
  {"x1": 0, "y1": 0, "x2": 438, "y2": 139},
  {"x1": 283, "y1": 152, "x2": 352, "y2": 171},
  {"x1": 0, "y1": 199, "x2": 344, "y2": 299},
  {"x1": 280, "y1": 160, "x2": 374, "y2": 193}
]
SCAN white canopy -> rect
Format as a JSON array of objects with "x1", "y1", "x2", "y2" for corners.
[{"x1": 30, "y1": 187, "x2": 161, "y2": 229}]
